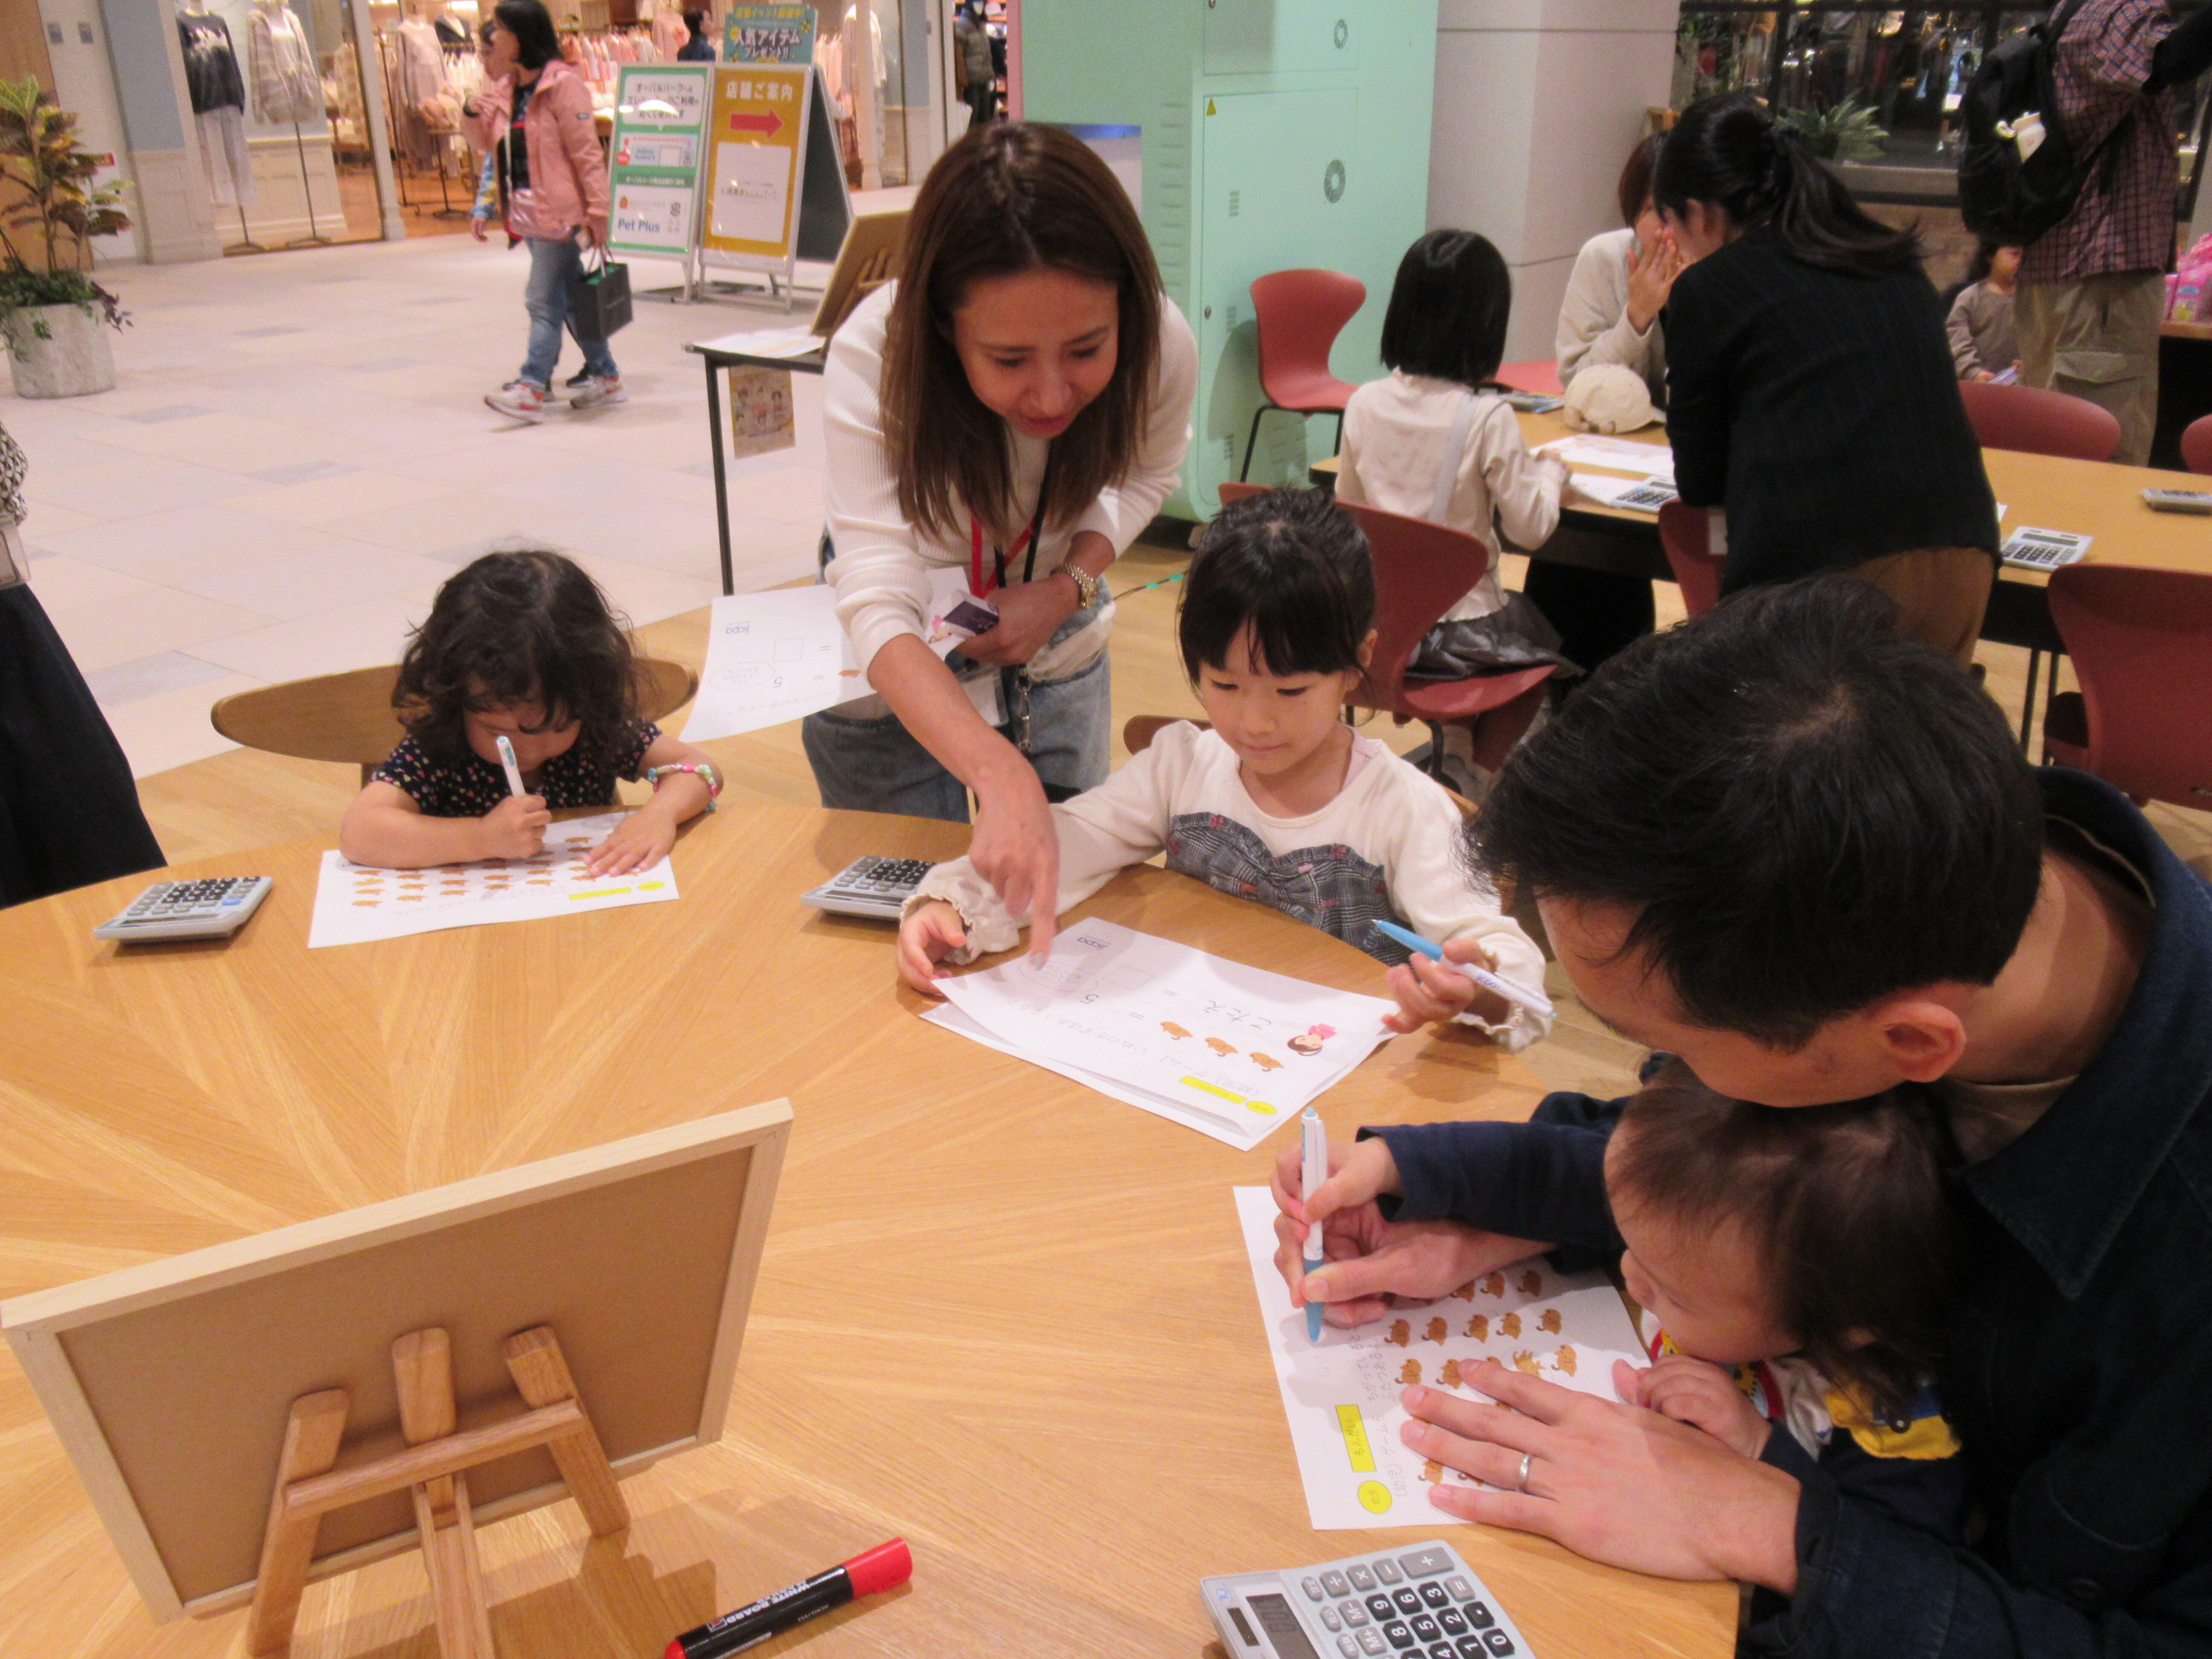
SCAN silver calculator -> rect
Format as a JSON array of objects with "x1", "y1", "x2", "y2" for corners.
[
  {"x1": 800, "y1": 855, "x2": 934, "y2": 919},
  {"x1": 93, "y1": 876, "x2": 273, "y2": 942},
  {"x1": 1201, "y1": 1540, "x2": 1533, "y2": 1659}
]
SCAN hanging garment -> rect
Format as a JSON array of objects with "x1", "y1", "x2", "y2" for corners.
[
  {"x1": 248, "y1": 3, "x2": 324, "y2": 125},
  {"x1": 198, "y1": 107, "x2": 256, "y2": 205},
  {"x1": 434, "y1": 14, "x2": 469, "y2": 46},
  {"x1": 393, "y1": 17, "x2": 447, "y2": 166},
  {"x1": 178, "y1": 12, "x2": 246, "y2": 114},
  {"x1": 652, "y1": 6, "x2": 688, "y2": 60}
]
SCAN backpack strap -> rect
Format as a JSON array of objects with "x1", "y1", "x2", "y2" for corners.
[{"x1": 1430, "y1": 390, "x2": 1484, "y2": 523}]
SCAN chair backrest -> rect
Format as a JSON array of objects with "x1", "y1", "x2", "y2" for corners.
[
  {"x1": 1656, "y1": 500, "x2": 1725, "y2": 617},
  {"x1": 1249, "y1": 269, "x2": 1366, "y2": 409},
  {"x1": 210, "y1": 658, "x2": 700, "y2": 779},
  {"x1": 2046, "y1": 564, "x2": 2212, "y2": 807},
  {"x1": 2181, "y1": 412, "x2": 2212, "y2": 476},
  {"x1": 1958, "y1": 379, "x2": 2122, "y2": 463}
]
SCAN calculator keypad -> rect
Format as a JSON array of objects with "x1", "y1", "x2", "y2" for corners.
[{"x1": 1206, "y1": 1540, "x2": 1525, "y2": 1659}]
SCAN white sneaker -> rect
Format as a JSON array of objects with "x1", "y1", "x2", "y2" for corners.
[
  {"x1": 485, "y1": 379, "x2": 549, "y2": 422},
  {"x1": 570, "y1": 374, "x2": 629, "y2": 410}
]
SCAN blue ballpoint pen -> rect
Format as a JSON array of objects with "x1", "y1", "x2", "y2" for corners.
[
  {"x1": 1371, "y1": 919, "x2": 1555, "y2": 1019},
  {"x1": 1301, "y1": 1104, "x2": 1327, "y2": 1342}
]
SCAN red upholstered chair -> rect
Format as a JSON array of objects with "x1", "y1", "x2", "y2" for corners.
[
  {"x1": 1241, "y1": 270, "x2": 1366, "y2": 481},
  {"x1": 2181, "y1": 413, "x2": 2212, "y2": 475},
  {"x1": 2040, "y1": 565, "x2": 2212, "y2": 806},
  {"x1": 1656, "y1": 500, "x2": 1724, "y2": 617},
  {"x1": 1489, "y1": 360, "x2": 1564, "y2": 398},
  {"x1": 1959, "y1": 379, "x2": 2122, "y2": 462},
  {"x1": 1217, "y1": 483, "x2": 1557, "y2": 781}
]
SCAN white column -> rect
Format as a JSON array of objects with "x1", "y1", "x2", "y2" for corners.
[
  {"x1": 350, "y1": 0, "x2": 407, "y2": 239},
  {"x1": 1427, "y1": 0, "x2": 1677, "y2": 363}
]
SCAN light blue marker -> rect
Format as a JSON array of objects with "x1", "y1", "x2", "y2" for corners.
[
  {"x1": 1371, "y1": 919, "x2": 1555, "y2": 1019},
  {"x1": 1301, "y1": 1104, "x2": 1327, "y2": 1343}
]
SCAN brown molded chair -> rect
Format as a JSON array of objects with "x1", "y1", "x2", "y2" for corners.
[
  {"x1": 210, "y1": 658, "x2": 699, "y2": 784},
  {"x1": 1959, "y1": 379, "x2": 2122, "y2": 463},
  {"x1": 2040, "y1": 565, "x2": 2212, "y2": 806},
  {"x1": 2181, "y1": 413, "x2": 2212, "y2": 476},
  {"x1": 1241, "y1": 269, "x2": 1367, "y2": 481},
  {"x1": 1656, "y1": 500, "x2": 1725, "y2": 617}
]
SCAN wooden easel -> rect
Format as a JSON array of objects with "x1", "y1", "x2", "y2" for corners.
[{"x1": 245, "y1": 1325, "x2": 628, "y2": 1657}]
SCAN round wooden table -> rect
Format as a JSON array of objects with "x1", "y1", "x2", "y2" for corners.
[{"x1": 0, "y1": 805, "x2": 1734, "y2": 1657}]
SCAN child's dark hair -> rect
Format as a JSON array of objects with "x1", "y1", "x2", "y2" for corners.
[
  {"x1": 1378, "y1": 230, "x2": 1511, "y2": 390},
  {"x1": 1179, "y1": 489, "x2": 1374, "y2": 681},
  {"x1": 1608, "y1": 1059, "x2": 1953, "y2": 1424},
  {"x1": 393, "y1": 550, "x2": 639, "y2": 771},
  {"x1": 492, "y1": 0, "x2": 560, "y2": 68},
  {"x1": 1655, "y1": 93, "x2": 1922, "y2": 277},
  {"x1": 1617, "y1": 132, "x2": 1665, "y2": 228}
]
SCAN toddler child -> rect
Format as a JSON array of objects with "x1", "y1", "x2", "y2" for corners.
[
  {"x1": 1947, "y1": 242, "x2": 2022, "y2": 383},
  {"x1": 339, "y1": 550, "x2": 721, "y2": 873},
  {"x1": 1289, "y1": 1059, "x2": 1963, "y2": 1536},
  {"x1": 897, "y1": 489, "x2": 1551, "y2": 1049}
]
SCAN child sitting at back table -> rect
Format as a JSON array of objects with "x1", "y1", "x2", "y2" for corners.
[
  {"x1": 339, "y1": 550, "x2": 722, "y2": 874},
  {"x1": 898, "y1": 489, "x2": 1551, "y2": 1049},
  {"x1": 1335, "y1": 230, "x2": 1573, "y2": 692},
  {"x1": 1947, "y1": 241, "x2": 2022, "y2": 384},
  {"x1": 1283, "y1": 1059, "x2": 1963, "y2": 1537}
]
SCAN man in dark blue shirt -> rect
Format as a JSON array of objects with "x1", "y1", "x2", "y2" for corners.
[{"x1": 1274, "y1": 579, "x2": 2212, "y2": 1655}]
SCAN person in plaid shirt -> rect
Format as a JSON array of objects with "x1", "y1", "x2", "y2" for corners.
[{"x1": 2015, "y1": 0, "x2": 2212, "y2": 464}]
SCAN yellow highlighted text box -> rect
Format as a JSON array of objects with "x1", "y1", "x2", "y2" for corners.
[{"x1": 1336, "y1": 1405, "x2": 1376, "y2": 1472}]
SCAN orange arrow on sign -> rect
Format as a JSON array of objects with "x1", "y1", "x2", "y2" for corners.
[{"x1": 728, "y1": 111, "x2": 782, "y2": 137}]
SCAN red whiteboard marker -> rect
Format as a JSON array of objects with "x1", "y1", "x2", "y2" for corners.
[{"x1": 665, "y1": 1538, "x2": 911, "y2": 1659}]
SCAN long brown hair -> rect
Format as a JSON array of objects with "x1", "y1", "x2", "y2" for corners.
[{"x1": 879, "y1": 122, "x2": 1164, "y2": 542}]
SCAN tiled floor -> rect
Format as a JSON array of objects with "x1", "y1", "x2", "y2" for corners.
[{"x1": 3, "y1": 230, "x2": 847, "y2": 778}]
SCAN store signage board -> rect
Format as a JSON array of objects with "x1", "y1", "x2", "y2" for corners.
[
  {"x1": 701, "y1": 64, "x2": 816, "y2": 269},
  {"x1": 607, "y1": 64, "x2": 715, "y2": 261},
  {"x1": 722, "y1": 3, "x2": 818, "y2": 66}
]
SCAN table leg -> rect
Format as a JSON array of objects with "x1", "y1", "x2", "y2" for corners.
[
  {"x1": 2020, "y1": 648, "x2": 2040, "y2": 753},
  {"x1": 704, "y1": 357, "x2": 734, "y2": 597}
]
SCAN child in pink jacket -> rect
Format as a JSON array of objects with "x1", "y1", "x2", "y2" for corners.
[{"x1": 467, "y1": 0, "x2": 623, "y2": 422}]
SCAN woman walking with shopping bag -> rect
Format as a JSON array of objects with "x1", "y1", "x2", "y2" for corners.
[{"x1": 466, "y1": 0, "x2": 624, "y2": 421}]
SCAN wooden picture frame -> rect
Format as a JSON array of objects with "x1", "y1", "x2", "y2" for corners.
[
  {"x1": 809, "y1": 208, "x2": 907, "y2": 341},
  {"x1": 0, "y1": 1100, "x2": 792, "y2": 1623}
]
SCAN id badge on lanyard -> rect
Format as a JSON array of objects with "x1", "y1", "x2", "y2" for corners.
[{"x1": 965, "y1": 455, "x2": 1052, "y2": 750}]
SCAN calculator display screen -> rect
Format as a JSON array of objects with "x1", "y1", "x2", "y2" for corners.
[{"x1": 1247, "y1": 1593, "x2": 1322, "y2": 1659}]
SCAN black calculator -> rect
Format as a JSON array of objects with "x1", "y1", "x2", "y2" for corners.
[
  {"x1": 93, "y1": 876, "x2": 273, "y2": 942},
  {"x1": 800, "y1": 855, "x2": 934, "y2": 919},
  {"x1": 1201, "y1": 1540, "x2": 1533, "y2": 1659}
]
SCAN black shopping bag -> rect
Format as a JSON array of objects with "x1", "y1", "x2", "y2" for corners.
[{"x1": 567, "y1": 244, "x2": 632, "y2": 338}]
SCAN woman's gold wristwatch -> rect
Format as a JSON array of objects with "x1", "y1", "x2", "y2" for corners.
[{"x1": 1062, "y1": 563, "x2": 1103, "y2": 610}]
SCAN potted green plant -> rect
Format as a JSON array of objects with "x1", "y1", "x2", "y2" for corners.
[
  {"x1": 1778, "y1": 95, "x2": 1891, "y2": 165},
  {"x1": 0, "y1": 76, "x2": 130, "y2": 399}
]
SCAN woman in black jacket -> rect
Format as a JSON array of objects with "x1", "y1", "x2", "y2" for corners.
[{"x1": 1659, "y1": 93, "x2": 1999, "y2": 665}]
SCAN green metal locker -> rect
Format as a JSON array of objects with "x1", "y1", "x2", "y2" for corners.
[{"x1": 1022, "y1": 0, "x2": 1439, "y2": 518}]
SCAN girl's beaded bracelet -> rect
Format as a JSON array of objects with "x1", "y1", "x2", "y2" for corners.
[{"x1": 642, "y1": 761, "x2": 722, "y2": 812}]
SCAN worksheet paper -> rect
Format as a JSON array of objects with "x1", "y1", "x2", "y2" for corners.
[
  {"x1": 926, "y1": 919, "x2": 1399, "y2": 1150},
  {"x1": 692, "y1": 324, "x2": 825, "y2": 358},
  {"x1": 684, "y1": 570, "x2": 984, "y2": 741},
  {"x1": 1535, "y1": 434, "x2": 1675, "y2": 482},
  {"x1": 307, "y1": 814, "x2": 678, "y2": 948},
  {"x1": 1233, "y1": 1188, "x2": 1646, "y2": 1529}
]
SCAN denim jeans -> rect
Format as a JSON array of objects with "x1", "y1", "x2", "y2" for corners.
[
  {"x1": 802, "y1": 626, "x2": 1112, "y2": 822},
  {"x1": 519, "y1": 236, "x2": 617, "y2": 389}
]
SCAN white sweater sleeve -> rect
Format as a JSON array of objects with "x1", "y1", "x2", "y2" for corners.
[
  {"x1": 821, "y1": 287, "x2": 942, "y2": 676},
  {"x1": 1070, "y1": 299, "x2": 1200, "y2": 552},
  {"x1": 1382, "y1": 771, "x2": 1552, "y2": 1053},
  {"x1": 1472, "y1": 399, "x2": 1565, "y2": 553},
  {"x1": 1555, "y1": 233, "x2": 1657, "y2": 393},
  {"x1": 1332, "y1": 391, "x2": 1371, "y2": 506},
  {"x1": 902, "y1": 723, "x2": 1198, "y2": 959}
]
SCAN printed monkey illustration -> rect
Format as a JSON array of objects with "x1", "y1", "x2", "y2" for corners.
[
  {"x1": 1464, "y1": 1315, "x2": 1488, "y2": 1342},
  {"x1": 1204, "y1": 1036, "x2": 1237, "y2": 1057},
  {"x1": 1500, "y1": 1312, "x2": 1521, "y2": 1339},
  {"x1": 1512, "y1": 1350, "x2": 1539, "y2": 1375},
  {"x1": 1387, "y1": 1319, "x2": 1412, "y2": 1347},
  {"x1": 1439, "y1": 1359, "x2": 1462, "y2": 1388},
  {"x1": 1450, "y1": 1281, "x2": 1477, "y2": 1301},
  {"x1": 1421, "y1": 1459, "x2": 1445, "y2": 1484},
  {"x1": 1481, "y1": 1273, "x2": 1506, "y2": 1297},
  {"x1": 1161, "y1": 1022, "x2": 1191, "y2": 1040},
  {"x1": 1425, "y1": 1317, "x2": 1448, "y2": 1343},
  {"x1": 1554, "y1": 1345, "x2": 1578, "y2": 1376},
  {"x1": 1539, "y1": 1309, "x2": 1562, "y2": 1334},
  {"x1": 1249, "y1": 1052, "x2": 1283, "y2": 1071},
  {"x1": 1519, "y1": 1269, "x2": 1543, "y2": 1296},
  {"x1": 1399, "y1": 1359, "x2": 1423, "y2": 1385}
]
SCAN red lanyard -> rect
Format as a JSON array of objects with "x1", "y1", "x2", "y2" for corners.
[{"x1": 967, "y1": 455, "x2": 1053, "y2": 599}]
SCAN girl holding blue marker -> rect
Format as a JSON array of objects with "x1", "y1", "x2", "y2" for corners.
[{"x1": 896, "y1": 489, "x2": 1552, "y2": 1051}]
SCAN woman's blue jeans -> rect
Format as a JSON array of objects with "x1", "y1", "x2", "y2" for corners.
[{"x1": 519, "y1": 236, "x2": 617, "y2": 388}]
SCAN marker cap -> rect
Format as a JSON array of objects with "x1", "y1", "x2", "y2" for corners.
[{"x1": 844, "y1": 1537, "x2": 912, "y2": 1598}]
